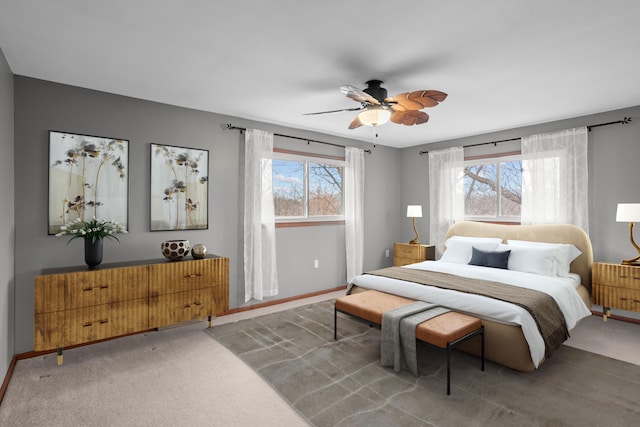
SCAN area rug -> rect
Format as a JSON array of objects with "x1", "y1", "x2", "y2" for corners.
[{"x1": 206, "y1": 300, "x2": 640, "y2": 427}]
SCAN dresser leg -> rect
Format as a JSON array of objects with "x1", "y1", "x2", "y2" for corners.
[
  {"x1": 207, "y1": 315, "x2": 212, "y2": 328},
  {"x1": 57, "y1": 348, "x2": 63, "y2": 366}
]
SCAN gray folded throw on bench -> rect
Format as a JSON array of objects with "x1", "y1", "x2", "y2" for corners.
[{"x1": 381, "y1": 302, "x2": 450, "y2": 376}]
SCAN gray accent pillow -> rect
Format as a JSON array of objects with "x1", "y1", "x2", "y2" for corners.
[{"x1": 469, "y1": 246, "x2": 511, "y2": 269}]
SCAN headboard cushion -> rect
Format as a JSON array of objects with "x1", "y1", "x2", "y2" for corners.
[{"x1": 444, "y1": 221, "x2": 593, "y2": 291}]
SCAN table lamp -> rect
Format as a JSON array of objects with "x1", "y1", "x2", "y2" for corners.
[
  {"x1": 407, "y1": 205, "x2": 422, "y2": 245},
  {"x1": 616, "y1": 203, "x2": 640, "y2": 265}
]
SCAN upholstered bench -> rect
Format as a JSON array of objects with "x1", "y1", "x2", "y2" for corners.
[
  {"x1": 334, "y1": 290, "x2": 484, "y2": 395},
  {"x1": 334, "y1": 290, "x2": 415, "y2": 339},
  {"x1": 415, "y1": 311, "x2": 484, "y2": 395}
]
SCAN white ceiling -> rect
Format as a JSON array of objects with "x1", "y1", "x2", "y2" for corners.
[{"x1": 1, "y1": 0, "x2": 639, "y2": 148}]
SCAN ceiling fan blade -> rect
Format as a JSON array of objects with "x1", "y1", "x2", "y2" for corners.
[
  {"x1": 303, "y1": 107, "x2": 363, "y2": 115},
  {"x1": 386, "y1": 90, "x2": 448, "y2": 110},
  {"x1": 390, "y1": 110, "x2": 429, "y2": 126},
  {"x1": 348, "y1": 115, "x2": 363, "y2": 129},
  {"x1": 340, "y1": 85, "x2": 381, "y2": 105}
]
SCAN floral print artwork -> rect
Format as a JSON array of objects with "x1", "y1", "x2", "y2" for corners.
[
  {"x1": 49, "y1": 131, "x2": 128, "y2": 235},
  {"x1": 150, "y1": 143, "x2": 208, "y2": 231}
]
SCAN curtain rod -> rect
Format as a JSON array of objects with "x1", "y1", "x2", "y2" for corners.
[
  {"x1": 221, "y1": 123, "x2": 372, "y2": 154},
  {"x1": 418, "y1": 116, "x2": 632, "y2": 155}
]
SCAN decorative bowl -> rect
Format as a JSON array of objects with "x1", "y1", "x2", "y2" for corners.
[
  {"x1": 191, "y1": 243, "x2": 207, "y2": 259},
  {"x1": 161, "y1": 239, "x2": 190, "y2": 260}
]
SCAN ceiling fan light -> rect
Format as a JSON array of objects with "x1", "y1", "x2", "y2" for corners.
[{"x1": 358, "y1": 107, "x2": 391, "y2": 127}]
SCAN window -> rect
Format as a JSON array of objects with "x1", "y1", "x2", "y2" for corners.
[
  {"x1": 463, "y1": 154, "x2": 522, "y2": 222},
  {"x1": 272, "y1": 150, "x2": 344, "y2": 224}
]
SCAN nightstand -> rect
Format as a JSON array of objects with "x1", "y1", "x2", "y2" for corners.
[
  {"x1": 393, "y1": 243, "x2": 435, "y2": 266},
  {"x1": 592, "y1": 262, "x2": 640, "y2": 321}
]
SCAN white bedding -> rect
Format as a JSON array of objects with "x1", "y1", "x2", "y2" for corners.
[{"x1": 350, "y1": 260, "x2": 592, "y2": 368}]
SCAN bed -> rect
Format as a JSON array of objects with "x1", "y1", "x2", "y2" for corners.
[{"x1": 349, "y1": 221, "x2": 593, "y2": 372}]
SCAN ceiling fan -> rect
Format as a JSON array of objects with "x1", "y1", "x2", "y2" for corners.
[{"x1": 305, "y1": 79, "x2": 447, "y2": 129}]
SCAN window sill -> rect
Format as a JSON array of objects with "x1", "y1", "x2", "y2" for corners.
[{"x1": 276, "y1": 220, "x2": 345, "y2": 228}]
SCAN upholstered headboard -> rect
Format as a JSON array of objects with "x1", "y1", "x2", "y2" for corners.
[{"x1": 445, "y1": 221, "x2": 593, "y2": 292}]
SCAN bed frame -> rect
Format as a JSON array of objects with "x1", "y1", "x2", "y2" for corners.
[{"x1": 352, "y1": 221, "x2": 593, "y2": 372}]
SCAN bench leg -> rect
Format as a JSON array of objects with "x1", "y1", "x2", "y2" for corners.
[
  {"x1": 481, "y1": 326, "x2": 485, "y2": 371},
  {"x1": 334, "y1": 306, "x2": 337, "y2": 340},
  {"x1": 446, "y1": 343, "x2": 452, "y2": 395}
]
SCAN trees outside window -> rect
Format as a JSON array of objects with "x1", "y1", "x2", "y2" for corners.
[
  {"x1": 464, "y1": 156, "x2": 522, "y2": 221},
  {"x1": 272, "y1": 152, "x2": 344, "y2": 222}
]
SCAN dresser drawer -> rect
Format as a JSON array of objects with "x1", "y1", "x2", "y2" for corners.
[
  {"x1": 593, "y1": 263, "x2": 640, "y2": 291},
  {"x1": 394, "y1": 243, "x2": 425, "y2": 260},
  {"x1": 148, "y1": 258, "x2": 227, "y2": 296},
  {"x1": 593, "y1": 285, "x2": 640, "y2": 312},
  {"x1": 393, "y1": 256, "x2": 422, "y2": 267},
  {"x1": 34, "y1": 266, "x2": 148, "y2": 313},
  {"x1": 149, "y1": 288, "x2": 218, "y2": 328},
  {"x1": 35, "y1": 298, "x2": 149, "y2": 350}
]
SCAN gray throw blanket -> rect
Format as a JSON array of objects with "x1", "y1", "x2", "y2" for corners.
[
  {"x1": 367, "y1": 267, "x2": 569, "y2": 359},
  {"x1": 381, "y1": 302, "x2": 450, "y2": 376}
]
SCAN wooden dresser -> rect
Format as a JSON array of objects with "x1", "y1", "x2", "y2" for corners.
[
  {"x1": 34, "y1": 256, "x2": 229, "y2": 364},
  {"x1": 592, "y1": 262, "x2": 640, "y2": 321},
  {"x1": 393, "y1": 243, "x2": 436, "y2": 266}
]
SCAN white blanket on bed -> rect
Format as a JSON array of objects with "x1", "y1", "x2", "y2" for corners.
[{"x1": 350, "y1": 260, "x2": 592, "y2": 368}]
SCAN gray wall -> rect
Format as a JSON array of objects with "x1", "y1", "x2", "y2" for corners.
[
  {"x1": 399, "y1": 105, "x2": 640, "y2": 318},
  {"x1": 13, "y1": 76, "x2": 402, "y2": 354},
  {"x1": 0, "y1": 47, "x2": 15, "y2": 379}
]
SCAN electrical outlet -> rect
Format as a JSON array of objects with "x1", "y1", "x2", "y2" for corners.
[
  {"x1": 385, "y1": 249, "x2": 390, "y2": 258},
  {"x1": 314, "y1": 259, "x2": 319, "y2": 269}
]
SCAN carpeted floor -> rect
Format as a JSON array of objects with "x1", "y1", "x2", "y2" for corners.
[{"x1": 207, "y1": 300, "x2": 640, "y2": 427}]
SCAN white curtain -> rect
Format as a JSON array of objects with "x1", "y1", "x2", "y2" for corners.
[
  {"x1": 243, "y1": 129, "x2": 278, "y2": 302},
  {"x1": 345, "y1": 147, "x2": 365, "y2": 283},
  {"x1": 521, "y1": 126, "x2": 589, "y2": 232},
  {"x1": 428, "y1": 146, "x2": 465, "y2": 258}
]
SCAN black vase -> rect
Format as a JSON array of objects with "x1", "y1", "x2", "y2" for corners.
[{"x1": 84, "y1": 239, "x2": 103, "y2": 269}]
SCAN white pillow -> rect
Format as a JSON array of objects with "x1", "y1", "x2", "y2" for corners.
[
  {"x1": 507, "y1": 240, "x2": 581, "y2": 276},
  {"x1": 506, "y1": 245, "x2": 558, "y2": 277},
  {"x1": 440, "y1": 237, "x2": 502, "y2": 264}
]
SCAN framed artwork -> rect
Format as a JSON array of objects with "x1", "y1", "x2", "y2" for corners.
[
  {"x1": 48, "y1": 131, "x2": 129, "y2": 235},
  {"x1": 150, "y1": 143, "x2": 209, "y2": 231}
]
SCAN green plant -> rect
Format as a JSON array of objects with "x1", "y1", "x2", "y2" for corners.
[{"x1": 55, "y1": 217, "x2": 127, "y2": 243}]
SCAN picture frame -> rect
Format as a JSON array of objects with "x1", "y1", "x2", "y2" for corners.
[
  {"x1": 48, "y1": 130, "x2": 129, "y2": 235},
  {"x1": 150, "y1": 143, "x2": 209, "y2": 231}
]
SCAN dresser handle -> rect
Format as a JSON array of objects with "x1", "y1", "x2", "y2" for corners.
[
  {"x1": 183, "y1": 301, "x2": 202, "y2": 309},
  {"x1": 184, "y1": 273, "x2": 202, "y2": 278},
  {"x1": 82, "y1": 285, "x2": 109, "y2": 292},
  {"x1": 82, "y1": 319, "x2": 109, "y2": 327}
]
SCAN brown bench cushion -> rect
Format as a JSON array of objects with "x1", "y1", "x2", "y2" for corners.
[
  {"x1": 335, "y1": 290, "x2": 415, "y2": 325},
  {"x1": 416, "y1": 311, "x2": 482, "y2": 348}
]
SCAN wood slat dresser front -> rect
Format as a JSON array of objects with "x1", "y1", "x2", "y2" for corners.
[{"x1": 34, "y1": 255, "x2": 229, "y2": 364}]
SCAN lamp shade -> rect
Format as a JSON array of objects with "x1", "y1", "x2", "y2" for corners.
[
  {"x1": 616, "y1": 203, "x2": 640, "y2": 222},
  {"x1": 358, "y1": 107, "x2": 391, "y2": 127},
  {"x1": 406, "y1": 205, "x2": 423, "y2": 218}
]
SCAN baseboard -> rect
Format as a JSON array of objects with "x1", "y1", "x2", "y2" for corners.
[
  {"x1": 222, "y1": 285, "x2": 347, "y2": 316},
  {"x1": 0, "y1": 355, "x2": 17, "y2": 406},
  {"x1": 591, "y1": 309, "x2": 640, "y2": 325}
]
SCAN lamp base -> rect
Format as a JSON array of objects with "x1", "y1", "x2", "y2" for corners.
[{"x1": 408, "y1": 239, "x2": 420, "y2": 245}]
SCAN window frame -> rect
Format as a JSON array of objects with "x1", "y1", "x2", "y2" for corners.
[
  {"x1": 463, "y1": 151, "x2": 522, "y2": 223},
  {"x1": 272, "y1": 148, "x2": 345, "y2": 227}
]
